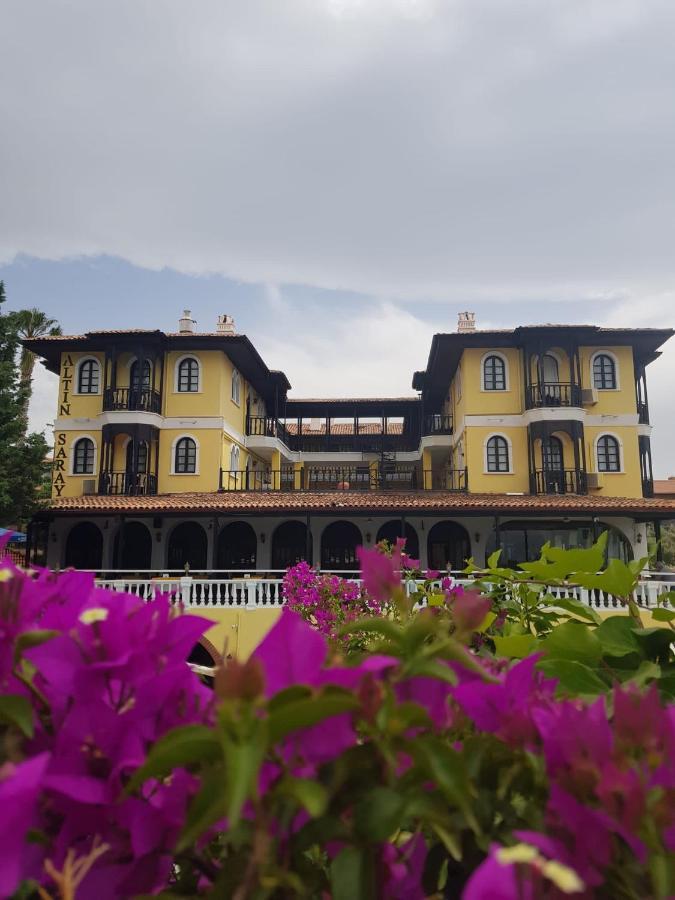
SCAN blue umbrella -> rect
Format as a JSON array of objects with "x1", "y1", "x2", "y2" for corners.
[{"x1": 0, "y1": 527, "x2": 27, "y2": 543}]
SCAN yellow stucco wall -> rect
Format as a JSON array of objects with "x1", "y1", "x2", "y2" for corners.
[
  {"x1": 165, "y1": 350, "x2": 223, "y2": 417},
  {"x1": 460, "y1": 347, "x2": 524, "y2": 415},
  {"x1": 464, "y1": 425, "x2": 530, "y2": 493},
  {"x1": 579, "y1": 345, "x2": 636, "y2": 415},
  {"x1": 584, "y1": 425, "x2": 643, "y2": 497},
  {"x1": 157, "y1": 428, "x2": 222, "y2": 493},
  {"x1": 51, "y1": 428, "x2": 103, "y2": 498},
  {"x1": 59, "y1": 352, "x2": 104, "y2": 419}
]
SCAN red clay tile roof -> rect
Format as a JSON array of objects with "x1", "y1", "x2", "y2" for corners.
[
  {"x1": 654, "y1": 479, "x2": 675, "y2": 496},
  {"x1": 47, "y1": 491, "x2": 675, "y2": 516}
]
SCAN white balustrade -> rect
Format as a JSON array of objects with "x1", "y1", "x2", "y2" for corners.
[{"x1": 94, "y1": 574, "x2": 674, "y2": 610}]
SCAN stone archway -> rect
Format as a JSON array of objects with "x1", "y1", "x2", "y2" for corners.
[
  {"x1": 217, "y1": 521, "x2": 257, "y2": 570},
  {"x1": 64, "y1": 521, "x2": 103, "y2": 570},
  {"x1": 271, "y1": 520, "x2": 312, "y2": 569},
  {"x1": 376, "y1": 520, "x2": 419, "y2": 559},
  {"x1": 427, "y1": 521, "x2": 471, "y2": 571},
  {"x1": 321, "y1": 520, "x2": 362, "y2": 571},
  {"x1": 113, "y1": 521, "x2": 152, "y2": 570},
  {"x1": 167, "y1": 521, "x2": 208, "y2": 571}
]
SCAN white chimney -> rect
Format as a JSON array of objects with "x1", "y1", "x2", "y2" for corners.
[
  {"x1": 457, "y1": 311, "x2": 476, "y2": 333},
  {"x1": 179, "y1": 309, "x2": 196, "y2": 334},
  {"x1": 216, "y1": 314, "x2": 236, "y2": 335}
]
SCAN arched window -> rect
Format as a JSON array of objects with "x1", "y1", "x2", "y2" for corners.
[
  {"x1": 130, "y1": 359, "x2": 152, "y2": 391},
  {"x1": 77, "y1": 358, "x2": 100, "y2": 394},
  {"x1": 542, "y1": 436, "x2": 563, "y2": 471},
  {"x1": 482, "y1": 354, "x2": 507, "y2": 391},
  {"x1": 597, "y1": 435, "x2": 620, "y2": 472},
  {"x1": 229, "y1": 445, "x2": 240, "y2": 471},
  {"x1": 174, "y1": 437, "x2": 197, "y2": 474},
  {"x1": 592, "y1": 354, "x2": 617, "y2": 390},
  {"x1": 486, "y1": 435, "x2": 510, "y2": 473},
  {"x1": 177, "y1": 357, "x2": 200, "y2": 392},
  {"x1": 541, "y1": 354, "x2": 559, "y2": 383},
  {"x1": 231, "y1": 368, "x2": 241, "y2": 405},
  {"x1": 64, "y1": 522, "x2": 103, "y2": 569},
  {"x1": 125, "y1": 439, "x2": 148, "y2": 473},
  {"x1": 72, "y1": 438, "x2": 95, "y2": 474}
]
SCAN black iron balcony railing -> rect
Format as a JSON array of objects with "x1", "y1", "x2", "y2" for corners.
[
  {"x1": 103, "y1": 387, "x2": 162, "y2": 414},
  {"x1": 219, "y1": 468, "x2": 297, "y2": 491},
  {"x1": 637, "y1": 401, "x2": 649, "y2": 425},
  {"x1": 526, "y1": 383, "x2": 581, "y2": 409},
  {"x1": 98, "y1": 472, "x2": 158, "y2": 495},
  {"x1": 642, "y1": 478, "x2": 654, "y2": 498},
  {"x1": 423, "y1": 414, "x2": 453, "y2": 435},
  {"x1": 218, "y1": 466, "x2": 468, "y2": 492},
  {"x1": 423, "y1": 468, "x2": 468, "y2": 491},
  {"x1": 532, "y1": 468, "x2": 586, "y2": 495},
  {"x1": 246, "y1": 416, "x2": 420, "y2": 453}
]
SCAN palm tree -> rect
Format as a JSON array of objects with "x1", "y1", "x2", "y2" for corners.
[{"x1": 15, "y1": 308, "x2": 61, "y2": 437}]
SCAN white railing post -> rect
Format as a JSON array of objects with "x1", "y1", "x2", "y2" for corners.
[
  {"x1": 246, "y1": 580, "x2": 258, "y2": 610},
  {"x1": 179, "y1": 575, "x2": 193, "y2": 606}
]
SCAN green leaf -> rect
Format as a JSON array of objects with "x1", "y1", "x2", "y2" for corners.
[
  {"x1": 487, "y1": 549, "x2": 502, "y2": 568},
  {"x1": 126, "y1": 725, "x2": 221, "y2": 792},
  {"x1": 400, "y1": 658, "x2": 458, "y2": 685},
  {"x1": 0, "y1": 694, "x2": 33, "y2": 737},
  {"x1": 330, "y1": 846, "x2": 373, "y2": 900},
  {"x1": 651, "y1": 608, "x2": 675, "y2": 623},
  {"x1": 493, "y1": 633, "x2": 538, "y2": 659},
  {"x1": 519, "y1": 533, "x2": 608, "y2": 582},
  {"x1": 338, "y1": 618, "x2": 403, "y2": 644},
  {"x1": 576, "y1": 557, "x2": 638, "y2": 600},
  {"x1": 355, "y1": 787, "x2": 406, "y2": 841},
  {"x1": 594, "y1": 616, "x2": 642, "y2": 658},
  {"x1": 222, "y1": 728, "x2": 266, "y2": 827},
  {"x1": 627, "y1": 660, "x2": 661, "y2": 688},
  {"x1": 267, "y1": 692, "x2": 360, "y2": 745},
  {"x1": 176, "y1": 766, "x2": 227, "y2": 852},
  {"x1": 548, "y1": 597, "x2": 602, "y2": 625},
  {"x1": 279, "y1": 777, "x2": 328, "y2": 817},
  {"x1": 13, "y1": 629, "x2": 58, "y2": 665},
  {"x1": 427, "y1": 592, "x2": 446, "y2": 607},
  {"x1": 538, "y1": 659, "x2": 609, "y2": 695},
  {"x1": 410, "y1": 737, "x2": 478, "y2": 831},
  {"x1": 542, "y1": 621, "x2": 603, "y2": 666},
  {"x1": 267, "y1": 684, "x2": 312, "y2": 712}
]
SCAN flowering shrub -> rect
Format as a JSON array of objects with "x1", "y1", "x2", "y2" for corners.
[
  {"x1": 0, "y1": 562, "x2": 213, "y2": 897},
  {"x1": 0, "y1": 535, "x2": 673, "y2": 898}
]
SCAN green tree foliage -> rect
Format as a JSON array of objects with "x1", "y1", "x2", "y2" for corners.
[
  {"x1": 0, "y1": 282, "x2": 52, "y2": 528},
  {"x1": 14, "y1": 307, "x2": 61, "y2": 437}
]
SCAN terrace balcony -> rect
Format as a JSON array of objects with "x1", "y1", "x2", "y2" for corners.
[
  {"x1": 103, "y1": 387, "x2": 162, "y2": 414},
  {"x1": 531, "y1": 468, "x2": 587, "y2": 495},
  {"x1": 423, "y1": 414, "x2": 453, "y2": 435},
  {"x1": 218, "y1": 466, "x2": 468, "y2": 492},
  {"x1": 525, "y1": 382, "x2": 581, "y2": 409},
  {"x1": 98, "y1": 472, "x2": 158, "y2": 496}
]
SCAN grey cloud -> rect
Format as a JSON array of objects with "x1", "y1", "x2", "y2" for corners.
[{"x1": 2, "y1": 0, "x2": 675, "y2": 300}]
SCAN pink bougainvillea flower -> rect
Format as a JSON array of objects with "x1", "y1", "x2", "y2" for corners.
[
  {"x1": 401, "y1": 554, "x2": 420, "y2": 570},
  {"x1": 453, "y1": 655, "x2": 555, "y2": 749},
  {"x1": 449, "y1": 588, "x2": 491, "y2": 634},
  {"x1": 0, "y1": 752, "x2": 51, "y2": 897},
  {"x1": 532, "y1": 697, "x2": 613, "y2": 784},
  {"x1": 463, "y1": 839, "x2": 585, "y2": 899},
  {"x1": 253, "y1": 607, "x2": 327, "y2": 695},
  {"x1": 380, "y1": 833, "x2": 427, "y2": 899},
  {"x1": 425, "y1": 569, "x2": 441, "y2": 580},
  {"x1": 357, "y1": 545, "x2": 402, "y2": 604}
]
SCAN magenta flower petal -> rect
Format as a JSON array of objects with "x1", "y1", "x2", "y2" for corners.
[
  {"x1": 0, "y1": 752, "x2": 50, "y2": 897},
  {"x1": 253, "y1": 608, "x2": 327, "y2": 695}
]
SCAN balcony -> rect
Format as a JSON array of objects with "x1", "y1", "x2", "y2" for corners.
[
  {"x1": 526, "y1": 383, "x2": 581, "y2": 409},
  {"x1": 219, "y1": 467, "x2": 468, "y2": 492},
  {"x1": 103, "y1": 387, "x2": 162, "y2": 414},
  {"x1": 246, "y1": 415, "x2": 420, "y2": 453},
  {"x1": 423, "y1": 414, "x2": 453, "y2": 435},
  {"x1": 532, "y1": 469, "x2": 586, "y2": 495},
  {"x1": 98, "y1": 472, "x2": 158, "y2": 496}
]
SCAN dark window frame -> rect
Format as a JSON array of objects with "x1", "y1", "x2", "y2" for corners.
[
  {"x1": 597, "y1": 435, "x2": 620, "y2": 472},
  {"x1": 175, "y1": 437, "x2": 197, "y2": 474},
  {"x1": 483, "y1": 354, "x2": 507, "y2": 391},
  {"x1": 486, "y1": 435, "x2": 510, "y2": 472},
  {"x1": 77, "y1": 359, "x2": 100, "y2": 394},
  {"x1": 177, "y1": 357, "x2": 199, "y2": 393},
  {"x1": 593, "y1": 354, "x2": 617, "y2": 390},
  {"x1": 73, "y1": 437, "x2": 95, "y2": 474}
]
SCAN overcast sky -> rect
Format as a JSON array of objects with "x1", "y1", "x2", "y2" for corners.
[{"x1": 1, "y1": 1, "x2": 674, "y2": 474}]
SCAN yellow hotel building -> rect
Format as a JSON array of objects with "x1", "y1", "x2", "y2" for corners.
[{"x1": 24, "y1": 309, "x2": 675, "y2": 583}]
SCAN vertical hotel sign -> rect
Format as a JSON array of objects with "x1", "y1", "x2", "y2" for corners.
[{"x1": 52, "y1": 354, "x2": 73, "y2": 497}]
